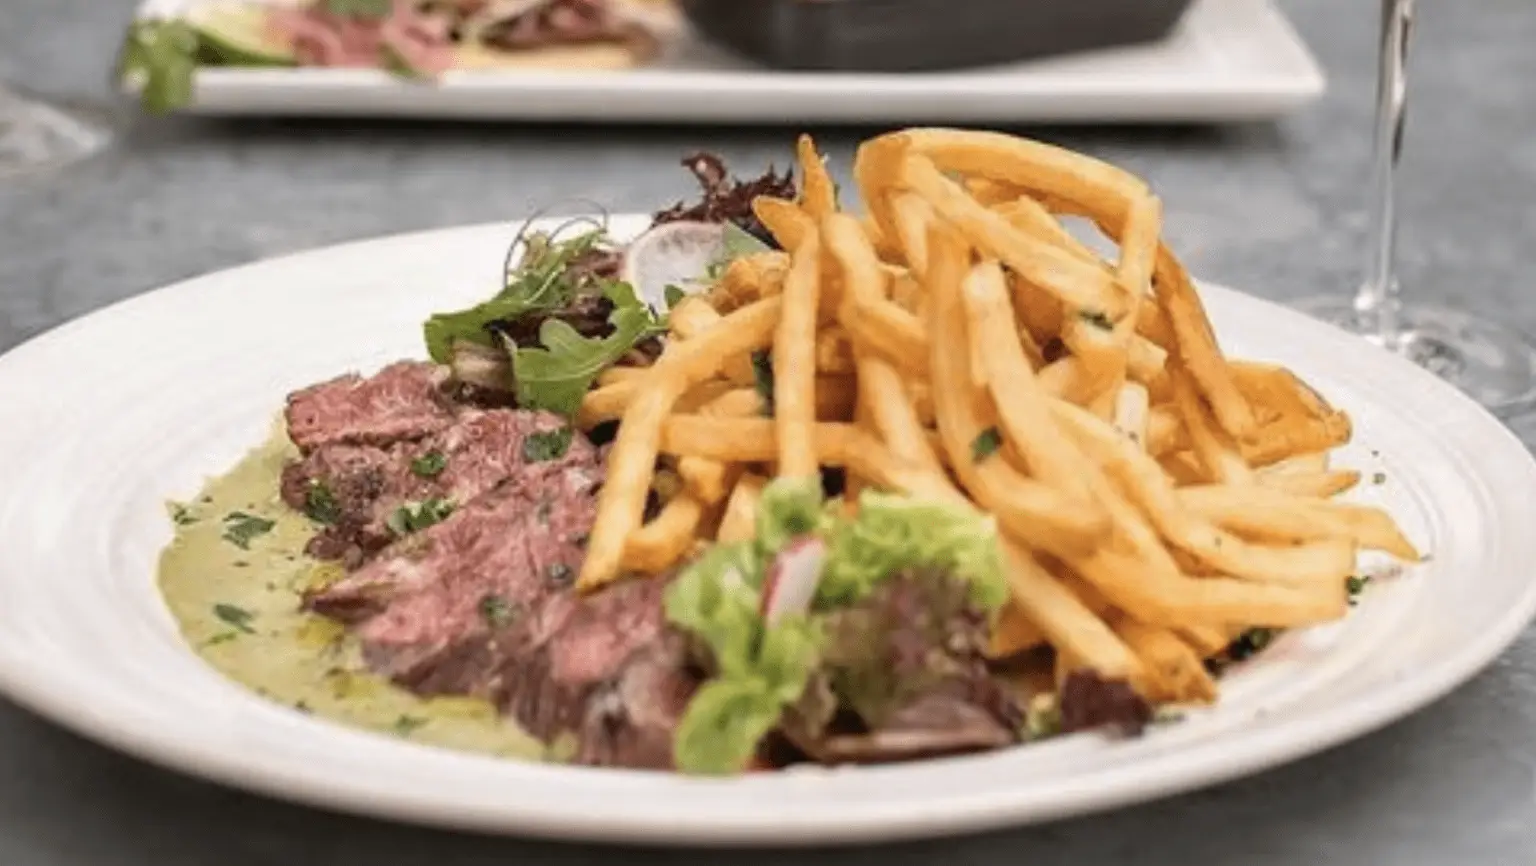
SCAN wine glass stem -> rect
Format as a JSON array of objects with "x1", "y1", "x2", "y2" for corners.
[{"x1": 1355, "y1": 0, "x2": 1414, "y2": 343}]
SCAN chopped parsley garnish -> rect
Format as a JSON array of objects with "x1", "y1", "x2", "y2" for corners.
[
  {"x1": 1078, "y1": 309, "x2": 1114, "y2": 331},
  {"x1": 411, "y1": 450, "x2": 448, "y2": 478},
  {"x1": 202, "y1": 632, "x2": 239, "y2": 647},
  {"x1": 751, "y1": 350, "x2": 775, "y2": 415},
  {"x1": 479, "y1": 594, "x2": 515, "y2": 628},
  {"x1": 523, "y1": 427, "x2": 574, "y2": 462},
  {"x1": 1371, "y1": 471, "x2": 1387, "y2": 485},
  {"x1": 971, "y1": 427, "x2": 1004, "y2": 461},
  {"x1": 545, "y1": 563, "x2": 574, "y2": 585},
  {"x1": 664, "y1": 284, "x2": 688, "y2": 309},
  {"x1": 393, "y1": 715, "x2": 428, "y2": 736},
  {"x1": 221, "y1": 512, "x2": 275, "y2": 549},
  {"x1": 212, "y1": 603, "x2": 256, "y2": 634},
  {"x1": 1346, "y1": 574, "x2": 1371, "y2": 605},
  {"x1": 387, "y1": 498, "x2": 456, "y2": 536},
  {"x1": 304, "y1": 481, "x2": 341, "y2": 525},
  {"x1": 1226, "y1": 627, "x2": 1275, "y2": 662},
  {"x1": 169, "y1": 502, "x2": 197, "y2": 526}
]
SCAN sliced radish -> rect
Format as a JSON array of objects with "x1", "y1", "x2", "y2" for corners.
[
  {"x1": 761, "y1": 537, "x2": 827, "y2": 624},
  {"x1": 619, "y1": 221, "x2": 728, "y2": 312}
]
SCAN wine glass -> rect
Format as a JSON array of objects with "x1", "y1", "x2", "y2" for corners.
[
  {"x1": 1291, "y1": 0, "x2": 1536, "y2": 418},
  {"x1": 0, "y1": 84, "x2": 112, "y2": 181}
]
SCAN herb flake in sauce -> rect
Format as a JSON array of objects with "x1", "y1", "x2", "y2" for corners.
[
  {"x1": 411, "y1": 450, "x2": 448, "y2": 478},
  {"x1": 213, "y1": 602, "x2": 257, "y2": 634},
  {"x1": 221, "y1": 511, "x2": 275, "y2": 549},
  {"x1": 971, "y1": 427, "x2": 1003, "y2": 461},
  {"x1": 387, "y1": 498, "x2": 456, "y2": 536},
  {"x1": 522, "y1": 427, "x2": 573, "y2": 462}
]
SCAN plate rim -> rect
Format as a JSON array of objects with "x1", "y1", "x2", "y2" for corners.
[{"x1": 0, "y1": 217, "x2": 1532, "y2": 847}]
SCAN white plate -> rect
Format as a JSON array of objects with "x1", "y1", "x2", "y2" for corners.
[
  {"x1": 0, "y1": 215, "x2": 1531, "y2": 847},
  {"x1": 129, "y1": 0, "x2": 1324, "y2": 123}
]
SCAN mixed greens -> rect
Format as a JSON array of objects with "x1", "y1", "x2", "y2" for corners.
[{"x1": 664, "y1": 478, "x2": 1010, "y2": 775}]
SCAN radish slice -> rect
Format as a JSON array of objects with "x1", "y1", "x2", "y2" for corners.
[
  {"x1": 761, "y1": 537, "x2": 827, "y2": 624},
  {"x1": 619, "y1": 221, "x2": 728, "y2": 312}
]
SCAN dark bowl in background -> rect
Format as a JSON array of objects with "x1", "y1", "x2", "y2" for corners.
[{"x1": 676, "y1": 0, "x2": 1197, "y2": 73}]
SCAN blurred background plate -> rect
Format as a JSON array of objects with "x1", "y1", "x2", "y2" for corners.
[{"x1": 126, "y1": 0, "x2": 1325, "y2": 124}]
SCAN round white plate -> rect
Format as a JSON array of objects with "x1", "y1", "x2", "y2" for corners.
[{"x1": 0, "y1": 216, "x2": 1533, "y2": 847}]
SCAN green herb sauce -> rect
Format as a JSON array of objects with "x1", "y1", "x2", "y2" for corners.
[{"x1": 156, "y1": 427, "x2": 552, "y2": 761}]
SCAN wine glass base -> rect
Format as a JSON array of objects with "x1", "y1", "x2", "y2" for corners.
[
  {"x1": 1290, "y1": 297, "x2": 1536, "y2": 418},
  {"x1": 0, "y1": 88, "x2": 112, "y2": 180}
]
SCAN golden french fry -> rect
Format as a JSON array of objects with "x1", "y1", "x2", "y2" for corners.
[
  {"x1": 1052, "y1": 399, "x2": 1358, "y2": 586},
  {"x1": 927, "y1": 226, "x2": 1107, "y2": 556},
  {"x1": 578, "y1": 297, "x2": 782, "y2": 592},
  {"x1": 823, "y1": 213, "x2": 931, "y2": 374},
  {"x1": 796, "y1": 134, "x2": 838, "y2": 219},
  {"x1": 774, "y1": 230, "x2": 823, "y2": 479},
  {"x1": 1001, "y1": 540, "x2": 1142, "y2": 682},
  {"x1": 1178, "y1": 483, "x2": 1421, "y2": 562},
  {"x1": 623, "y1": 494, "x2": 707, "y2": 574},
  {"x1": 1259, "y1": 469, "x2": 1362, "y2": 498},
  {"x1": 753, "y1": 196, "x2": 815, "y2": 252},
  {"x1": 669, "y1": 295, "x2": 723, "y2": 339},
  {"x1": 815, "y1": 327, "x2": 857, "y2": 375},
  {"x1": 889, "y1": 191, "x2": 934, "y2": 277},
  {"x1": 1109, "y1": 612, "x2": 1218, "y2": 704},
  {"x1": 1171, "y1": 366, "x2": 1253, "y2": 485},
  {"x1": 899, "y1": 154, "x2": 1124, "y2": 318},
  {"x1": 597, "y1": 365, "x2": 647, "y2": 386},
  {"x1": 963, "y1": 259, "x2": 1101, "y2": 508},
  {"x1": 708, "y1": 251, "x2": 789, "y2": 313},
  {"x1": 1178, "y1": 624, "x2": 1234, "y2": 658},
  {"x1": 1112, "y1": 381, "x2": 1151, "y2": 449},
  {"x1": 716, "y1": 473, "x2": 767, "y2": 543},
  {"x1": 987, "y1": 603, "x2": 1048, "y2": 658}
]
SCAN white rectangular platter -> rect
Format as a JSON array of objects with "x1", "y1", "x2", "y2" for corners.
[{"x1": 131, "y1": 0, "x2": 1326, "y2": 124}]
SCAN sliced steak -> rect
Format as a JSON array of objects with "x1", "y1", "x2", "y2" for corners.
[
  {"x1": 305, "y1": 453, "x2": 600, "y2": 634},
  {"x1": 283, "y1": 407, "x2": 597, "y2": 567},
  {"x1": 285, "y1": 361, "x2": 454, "y2": 453}
]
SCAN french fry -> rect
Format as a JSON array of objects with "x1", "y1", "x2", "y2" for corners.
[
  {"x1": 670, "y1": 295, "x2": 724, "y2": 339},
  {"x1": 963, "y1": 259, "x2": 1100, "y2": 508},
  {"x1": 753, "y1": 196, "x2": 815, "y2": 252},
  {"x1": 889, "y1": 191, "x2": 934, "y2": 277},
  {"x1": 988, "y1": 603, "x2": 1048, "y2": 658},
  {"x1": 716, "y1": 473, "x2": 768, "y2": 543},
  {"x1": 708, "y1": 251, "x2": 789, "y2": 313},
  {"x1": 623, "y1": 494, "x2": 707, "y2": 574},
  {"x1": 1109, "y1": 612, "x2": 1218, "y2": 704},
  {"x1": 774, "y1": 230, "x2": 823, "y2": 479},
  {"x1": 1052, "y1": 399, "x2": 1358, "y2": 587},
  {"x1": 1259, "y1": 469, "x2": 1362, "y2": 498},
  {"x1": 578, "y1": 297, "x2": 782, "y2": 592},
  {"x1": 796, "y1": 134, "x2": 838, "y2": 219},
  {"x1": 1001, "y1": 540, "x2": 1142, "y2": 682},
  {"x1": 899, "y1": 154, "x2": 1125, "y2": 318},
  {"x1": 1112, "y1": 382, "x2": 1151, "y2": 449},
  {"x1": 1178, "y1": 483, "x2": 1421, "y2": 561},
  {"x1": 1172, "y1": 366, "x2": 1253, "y2": 485},
  {"x1": 927, "y1": 227, "x2": 1107, "y2": 557}
]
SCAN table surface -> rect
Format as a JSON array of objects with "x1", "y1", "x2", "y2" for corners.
[{"x1": 5, "y1": 0, "x2": 1536, "y2": 863}]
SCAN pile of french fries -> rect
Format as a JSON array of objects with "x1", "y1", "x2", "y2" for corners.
[{"x1": 573, "y1": 128, "x2": 1421, "y2": 705}]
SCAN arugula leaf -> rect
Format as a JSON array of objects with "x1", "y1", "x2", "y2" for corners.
[
  {"x1": 118, "y1": 20, "x2": 200, "y2": 115},
  {"x1": 664, "y1": 284, "x2": 688, "y2": 309},
  {"x1": 509, "y1": 282, "x2": 664, "y2": 417},
  {"x1": 304, "y1": 481, "x2": 342, "y2": 525},
  {"x1": 423, "y1": 229, "x2": 608, "y2": 364}
]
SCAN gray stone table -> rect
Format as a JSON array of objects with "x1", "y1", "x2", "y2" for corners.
[{"x1": 4, "y1": 0, "x2": 1536, "y2": 862}]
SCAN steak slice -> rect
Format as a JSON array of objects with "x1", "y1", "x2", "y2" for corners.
[
  {"x1": 283, "y1": 408, "x2": 597, "y2": 567},
  {"x1": 306, "y1": 453, "x2": 599, "y2": 634},
  {"x1": 285, "y1": 361, "x2": 454, "y2": 453}
]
